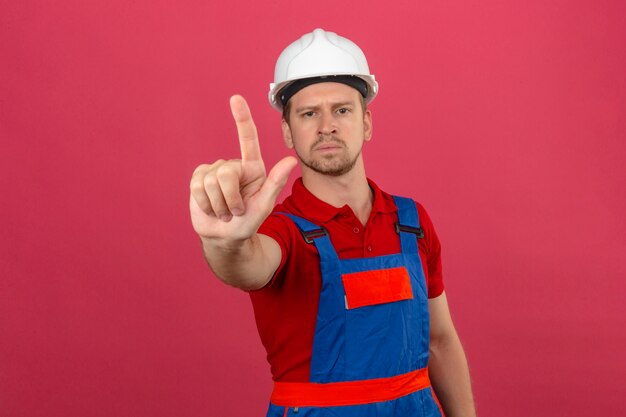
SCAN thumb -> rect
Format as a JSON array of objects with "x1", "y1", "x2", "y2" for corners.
[{"x1": 257, "y1": 156, "x2": 298, "y2": 209}]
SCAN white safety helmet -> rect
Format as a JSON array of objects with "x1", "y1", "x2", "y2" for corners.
[{"x1": 268, "y1": 28, "x2": 379, "y2": 111}]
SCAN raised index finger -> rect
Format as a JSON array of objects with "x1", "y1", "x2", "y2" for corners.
[{"x1": 230, "y1": 95, "x2": 262, "y2": 163}]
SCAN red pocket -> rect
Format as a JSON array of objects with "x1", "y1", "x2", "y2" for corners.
[{"x1": 342, "y1": 267, "x2": 413, "y2": 309}]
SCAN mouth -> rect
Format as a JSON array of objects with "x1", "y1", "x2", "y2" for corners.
[
  {"x1": 317, "y1": 145, "x2": 341, "y2": 151},
  {"x1": 313, "y1": 140, "x2": 344, "y2": 152}
]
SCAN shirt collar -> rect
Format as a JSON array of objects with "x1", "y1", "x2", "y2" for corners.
[{"x1": 284, "y1": 177, "x2": 397, "y2": 224}]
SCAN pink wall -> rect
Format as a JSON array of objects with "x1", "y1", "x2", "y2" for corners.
[{"x1": 2, "y1": 1, "x2": 625, "y2": 416}]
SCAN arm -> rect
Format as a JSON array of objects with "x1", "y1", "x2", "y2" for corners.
[
  {"x1": 189, "y1": 95, "x2": 297, "y2": 290},
  {"x1": 198, "y1": 232, "x2": 281, "y2": 290},
  {"x1": 428, "y1": 291, "x2": 477, "y2": 417}
]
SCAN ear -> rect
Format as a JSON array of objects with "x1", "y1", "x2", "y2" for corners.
[
  {"x1": 363, "y1": 109, "x2": 373, "y2": 142},
  {"x1": 282, "y1": 119, "x2": 294, "y2": 148}
]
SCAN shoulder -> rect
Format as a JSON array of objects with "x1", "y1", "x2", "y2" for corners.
[
  {"x1": 255, "y1": 202, "x2": 325, "y2": 291},
  {"x1": 370, "y1": 180, "x2": 433, "y2": 222},
  {"x1": 378, "y1": 188, "x2": 436, "y2": 228},
  {"x1": 258, "y1": 202, "x2": 299, "y2": 248},
  {"x1": 378, "y1": 187, "x2": 441, "y2": 250},
  {"x1": 414, "y1": 201, "x2": 435, "y2": 229}
]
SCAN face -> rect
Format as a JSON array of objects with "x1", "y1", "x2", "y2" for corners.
[{"x1": 282, "y1": 82, "x2": 372, "y2": 177}]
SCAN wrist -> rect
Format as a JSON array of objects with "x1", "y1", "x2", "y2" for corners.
[{"x1": 199, "y1": 234, "x2": 254, "y2": 254}]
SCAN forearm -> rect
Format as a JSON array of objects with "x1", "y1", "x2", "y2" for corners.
[
  {"x1": 428, "y1": 331, "x2": 476, "y2": 417},
  {"x1": 200, "y1": 234, "x2": 277, "y2": 291}
]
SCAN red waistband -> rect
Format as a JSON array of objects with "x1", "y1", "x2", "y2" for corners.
[{"x1": 270, "y1": 367, "x2": 431, "y2": 407}]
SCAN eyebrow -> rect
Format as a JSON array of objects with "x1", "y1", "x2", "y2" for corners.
[{"x1": 294, "y1": 101, "x2": 356, "y2": 113}]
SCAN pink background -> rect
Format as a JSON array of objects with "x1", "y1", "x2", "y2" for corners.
[{"x1": 2, "y1": 1, "x2": 625, "y2": 416}]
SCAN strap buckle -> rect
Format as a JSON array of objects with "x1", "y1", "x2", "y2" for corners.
[
  {"x1": 300, "y1": 227, "x2": 329, "y2": 244},
  {"x1": 395, "y1": 222, "x2": 424, "y2": 239}
]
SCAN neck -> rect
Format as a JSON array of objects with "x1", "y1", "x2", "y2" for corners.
[{"x1": 301, "y1": 159, "x2": 373, "y2": 226}]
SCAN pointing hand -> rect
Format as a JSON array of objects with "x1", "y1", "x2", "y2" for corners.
[{"x1": 189, "y1": 95, "x2": 297, "y2": 241}]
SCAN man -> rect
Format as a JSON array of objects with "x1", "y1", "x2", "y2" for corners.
[{"x1": 190, "y1": 28, "x2": 476, "y2": 417}]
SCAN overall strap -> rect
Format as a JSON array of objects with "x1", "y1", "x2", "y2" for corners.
[
  {"x1": 276, "y1": 213, "x2": 340, "y2": 262},
  {"x1": 392, "y1": 196, "x2": 423, "y2": 255}
]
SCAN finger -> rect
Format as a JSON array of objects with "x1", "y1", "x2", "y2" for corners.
[
  {"x1": 257, "y1": 156, "x2": 298, "y2": 210},
  {"x1": 230, "y1": 95, "x2": 262, "y2": 163},
  {"x1": 216, "y1": 163, "x2": 245, "y2": 216},
  {"x1": 190, "y1": 167, "x2": 215, "y2": 216},
  {"x1": 189, "y1": 193, "x2": 213, "y2": 219},
  {"x1": 204, "y1": 173, "x2": 232, "y2": 222}
]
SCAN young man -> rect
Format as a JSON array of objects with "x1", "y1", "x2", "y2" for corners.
[{"x1": 190, "y1": 28, "x2": 476, "y2": 417}]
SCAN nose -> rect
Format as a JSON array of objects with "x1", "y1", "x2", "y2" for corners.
[{"x1": 318, "y1": 110, "x2": 337, "y2": 136}]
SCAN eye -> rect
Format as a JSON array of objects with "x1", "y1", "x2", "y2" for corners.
[
  {"x1": 302, "y1": 111, "x2": 315, "y2": 118},
  {"x1": 337, "y1": 108, "x2": 350, "y2": 115}
]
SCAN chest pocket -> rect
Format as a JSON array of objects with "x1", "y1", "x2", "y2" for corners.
[{"x1": 342, "y1": 266, "x2": 414, "y2": 309}]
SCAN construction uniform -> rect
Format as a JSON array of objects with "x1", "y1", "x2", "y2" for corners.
[{"x1": 252, "y1": 178, "x2": 444, "y2": 416}]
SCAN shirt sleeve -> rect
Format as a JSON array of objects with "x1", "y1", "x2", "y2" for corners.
[
  {"x1": 255, "y1": 211, "x2": 294, "y2": 289},
  {"x1": 415, "y1": 202, "x2": 445, "y2": 298}
]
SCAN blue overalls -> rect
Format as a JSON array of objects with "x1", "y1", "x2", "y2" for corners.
[{"x1": 266, "y1": 196, "x2": 443, "y2": 417}]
